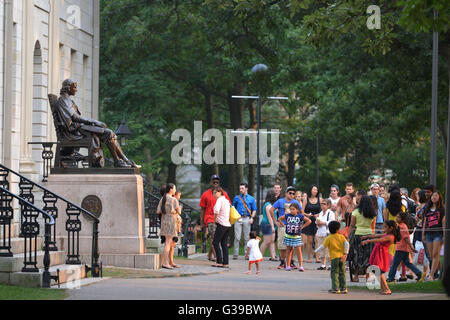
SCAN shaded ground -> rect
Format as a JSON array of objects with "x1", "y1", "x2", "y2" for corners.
[{"x1": 66, "y1": 254, "x2": 449, "y2": 300}]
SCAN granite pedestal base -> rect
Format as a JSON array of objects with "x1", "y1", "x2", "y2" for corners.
[{"x1": 47, "y1": 173, "x2": 161, "y2": 270}]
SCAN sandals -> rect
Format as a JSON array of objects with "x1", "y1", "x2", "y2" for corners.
[
  {"x1": 379, "y1": 291, "x2": 392, "y2": 295},
  {"x1": 162, "y1": 265, "x2": 173, "y2": 270},
  {"x1": 211, "y1": 264, "x2": 223, "y2": 268}
]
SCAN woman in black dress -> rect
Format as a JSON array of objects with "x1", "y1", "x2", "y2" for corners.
[{"x1": 302, "y1": 185, "x2": 321, "y2": 263}]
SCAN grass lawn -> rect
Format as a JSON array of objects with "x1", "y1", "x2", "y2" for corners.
[
  {"x1": 0, "y1": 284, "x2": 67, "y2": 300},
  {"x1": 349, "y1": 280, "x2": 445, "y2": 294}
]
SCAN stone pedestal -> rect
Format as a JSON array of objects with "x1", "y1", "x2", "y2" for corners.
[{"x1": 47, "y1": 173, "x2": 161, "y2": 269}]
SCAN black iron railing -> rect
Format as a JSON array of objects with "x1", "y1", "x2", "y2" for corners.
[
  {"x1": 0, "y1": 163, "x2": 101, "y2": 278},
  {"x1": 0, "y1": 186, "x2": 56, "y2": 287}
]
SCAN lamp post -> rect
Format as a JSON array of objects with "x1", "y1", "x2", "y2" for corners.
[
  {"x1": 232, "y1": 64, "x2": 288, "y2": 232},
  {"x1": 115, "y1": 118, "x2": 132, "y2": 147},
  {"x1": 430, "y1": 9, "x2": 438, "y2": 185}
]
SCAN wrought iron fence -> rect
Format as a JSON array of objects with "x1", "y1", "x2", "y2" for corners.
[{"x1": 0, "y1": 163, "x2": 101, "y2": 278}]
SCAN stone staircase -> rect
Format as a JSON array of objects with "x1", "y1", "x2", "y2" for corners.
[{"x1": 0, "y1": 237, "x2": 86, "y2": 288}]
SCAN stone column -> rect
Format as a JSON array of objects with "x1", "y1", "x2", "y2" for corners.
[
  {"x1": 92, "y1": 0, "x2": 99, "y2": 120},
  {"x1": 2, "y1": 0, "x2": 13, "y2": 167},
  {"x1": 47, "y1": 0, "x2": 60, "y2": 144},
  {"x1": 18, "y1": 0, "x2": 36, "y2": 175}
]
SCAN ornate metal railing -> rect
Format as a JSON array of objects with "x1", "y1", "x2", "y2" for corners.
[
  {"x1": 0, "y1": 163, "x2": 101, "y2": 277},
  {"x1": 0, "y1": 186, "x2": 56, "y2": 287}
]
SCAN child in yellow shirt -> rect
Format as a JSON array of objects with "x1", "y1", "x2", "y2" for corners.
[{"x1": 315, "y1": 220, "x2": 349, "y2": 294}]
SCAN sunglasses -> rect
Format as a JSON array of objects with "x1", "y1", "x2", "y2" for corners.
[{"x1": 288, "y1": 192, "x2": 295, "y2": 195}]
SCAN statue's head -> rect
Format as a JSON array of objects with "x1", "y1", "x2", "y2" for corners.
[{"x1": 60, "y1": 79, "x2": 78, "y2": 96}]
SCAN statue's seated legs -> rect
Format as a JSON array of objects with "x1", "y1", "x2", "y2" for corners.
[{"x1": 96, "y1": 129, "x2": 135, "y2": 168}]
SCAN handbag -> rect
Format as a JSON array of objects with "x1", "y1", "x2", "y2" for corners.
[
  {"x1": 230, "y1": 206, "x2": 240, "y2": 225},
  {"x1": 339, "y1": 207, "x2": 352, "y2": 238},
  {"x1": 238, "y1": 195, "x2": 252, "y2": 216}
]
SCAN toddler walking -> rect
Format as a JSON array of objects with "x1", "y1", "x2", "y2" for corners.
[
  {"x1": 246, "y1": 231, "x2": 263, "y2": 275},
  {"x1": 315, "y1": 220, "x2": 349, "y2": 294}
]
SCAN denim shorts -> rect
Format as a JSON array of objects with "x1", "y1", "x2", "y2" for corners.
[
  {"x1": 261, "y1": 223, "x2": 273, "y2": 236},
  {"x1": 425, "y1": 231, "x2": 443, "y2": 243}
]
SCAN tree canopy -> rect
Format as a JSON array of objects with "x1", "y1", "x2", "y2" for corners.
[{"x1": 100, "y1": 0, "x2": 449, "y2": 198}]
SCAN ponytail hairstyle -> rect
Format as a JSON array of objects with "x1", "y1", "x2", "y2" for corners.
[
  {"x1": 385, "y1": 220, "x2": 401, "y2": 243},
  {"x1": 161, "y1": 183, "x2": 176, "y2": 215}
]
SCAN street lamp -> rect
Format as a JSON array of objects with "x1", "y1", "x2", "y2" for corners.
[
  {"x1": 232, "y1": 64, "x2": 288, "y2": 233},
  {"x1": 115, "y1": 118, "x2": 132, "y2": 146},
  {"x1": 252, "y1": 64, "x2": 268, "y2": 233}
]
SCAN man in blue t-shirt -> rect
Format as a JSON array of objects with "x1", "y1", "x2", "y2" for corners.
[
  {"x1": 232, "y1": 183, "x2": 257, "y2": 260},
  {"x1": 370, "y1": 183, "x2": 386, "y2": 234},
  {"x1": 269, "y1": 186, "x2": 302, "y2": 269}
]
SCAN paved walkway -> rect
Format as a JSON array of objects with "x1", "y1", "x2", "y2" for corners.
[{"x1": 66, "y1": 254, "x2": 448, "y2": 300}]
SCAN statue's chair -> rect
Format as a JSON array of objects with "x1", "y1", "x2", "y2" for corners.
[{"x1": 48, "y1": 94, "x2": 93, "y2": 168}]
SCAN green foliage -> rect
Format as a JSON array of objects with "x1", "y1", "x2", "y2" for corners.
[{"x1": 100, "y1": 0, "x2": 449, "y2": 196}]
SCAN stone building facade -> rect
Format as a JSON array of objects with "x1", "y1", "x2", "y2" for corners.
[{"x1": 0, "y1": 0, "x2": 99, "y2": 180}]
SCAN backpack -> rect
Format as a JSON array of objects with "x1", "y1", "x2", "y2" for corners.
[
  {"x1": 405, "y1": 210, "x2": 417, "y2": 234},
  {"x1": 406, "y1": 198, "x2": 417, "y2": 218}
]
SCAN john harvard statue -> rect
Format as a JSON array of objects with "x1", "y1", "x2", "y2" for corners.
[{"x1": 56, "y1": 78, "x2": 136, "y2": 168}]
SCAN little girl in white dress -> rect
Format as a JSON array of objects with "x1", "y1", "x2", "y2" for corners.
[{"x1": 246, "y1": 231, "x2": 263, "y2": 275}]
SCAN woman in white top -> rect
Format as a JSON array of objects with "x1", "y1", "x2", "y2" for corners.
[
  {"x1": 211, "y1": 186, "x2": 231, "y2": 268},
  {"x1": 315, "y1": 199, "x2": 336, "y2": 270},
  {"x1": 329, "y1": 184, "x2": 341, "y2": 220}
]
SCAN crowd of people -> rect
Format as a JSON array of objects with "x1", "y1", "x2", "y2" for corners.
[{"x1": 157, "y1": 175, "x2": 446, "y2": 294}]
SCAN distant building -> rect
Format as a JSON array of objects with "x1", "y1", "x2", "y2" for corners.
[{"x1": 0, "y1": 0, "x2": 100, "y2": 180}]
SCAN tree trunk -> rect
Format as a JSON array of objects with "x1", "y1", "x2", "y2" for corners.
[
  {"x1": 143, "y1": 147, "x2": 154, "y2": 185},
  {"x1": 201, "y1": 92, "x2": 219, "y2": 186},
  {"x1": 287, "y1": 140, "x2": 296, "y2": 186},
  {"x1": 167, "y1": 162, "x2": 177, "y2": 185},
  {"x1": 227, "y1": 83, "x2": 245, "y2": 199}
]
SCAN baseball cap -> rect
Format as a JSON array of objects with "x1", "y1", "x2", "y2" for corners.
[
  {"x1": 370, "y1": 183, "x2": 380, "y2": 189},
  {"x1": 210, "y1": 174, "x2": 220, "y2": 181},
  {"x1": 286, "y1": 186, "x2": 296, "y2": 193}
]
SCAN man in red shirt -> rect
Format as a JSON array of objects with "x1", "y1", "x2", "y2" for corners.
[{"x1": 199, "y1": 175, "x2": 231, "y2": 261}]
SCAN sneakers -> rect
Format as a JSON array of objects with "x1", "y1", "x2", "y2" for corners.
[
  {"x1": 277, "y1": 260, "x2": 285, "y2": 270},
  {"x1": 285, "y1": 266, "x2": 291, "y2": 271},
  {"x1": 328, "y1": 289, "x2": 341, "y2": 294},
  {"x1": 291, "y1": 262, "x2": 298, "y2": 269},
  {"x1": 386, "y1": 278, "x2": 395, "y2": 283},
  {"x1": 398, "y1": 277, "x2": 408, "y2": 282},
  {"x1": 298, "y1": 266, "x2": 304, "y2": 272},
  {"x1": 340, "y1": 288, "x2": 348, "y2": 294},
  {"x1": 317, "y1": 265, "x2": 326, "y2": 270}
]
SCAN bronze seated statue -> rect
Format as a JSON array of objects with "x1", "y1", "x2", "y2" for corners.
[{"x1": 49, "y1": 79, "x2": 136, "y2": 168}]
